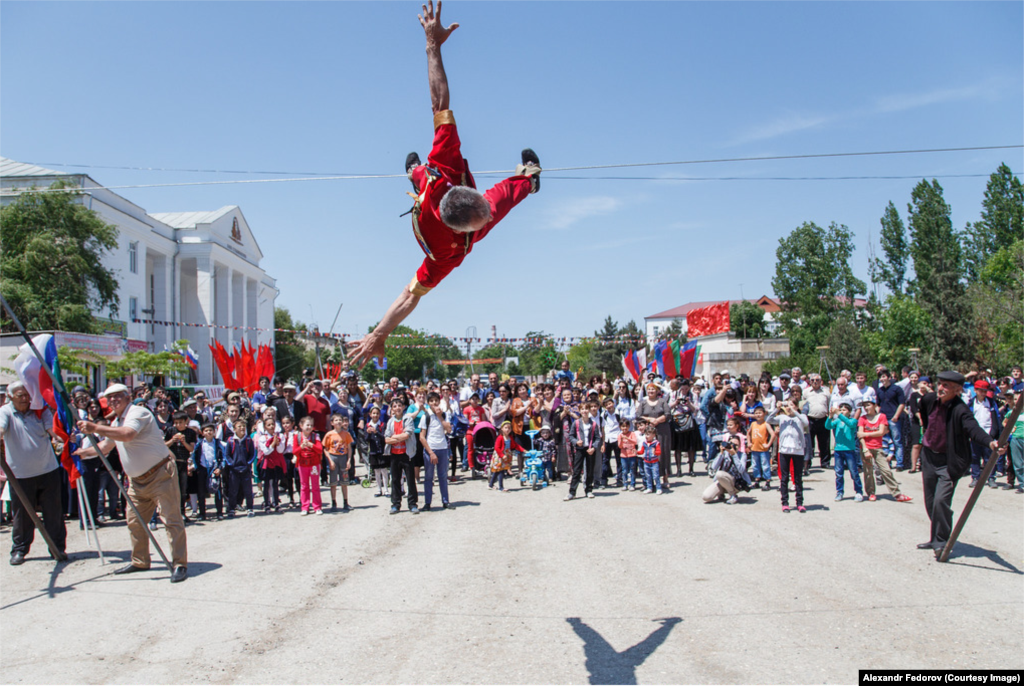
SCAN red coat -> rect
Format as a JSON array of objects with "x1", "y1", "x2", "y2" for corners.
[{"x1": 409, "y1": 112, "x2": 532, "y2": 292}]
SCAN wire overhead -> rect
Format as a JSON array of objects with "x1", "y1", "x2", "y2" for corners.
[{"x1": 5, "y1": 144, "x2": 1020, "y2": 194}]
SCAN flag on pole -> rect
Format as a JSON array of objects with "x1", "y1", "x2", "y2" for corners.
[
  {"x1": 184, "y1": 346, "x2": 199, "y2": 370},
  {"x1": 12, "y1": 334, "x2": 80, "y2": 484},
  {"x1": 621, "y1": 349, "x2": 643, "y2": 382},
  {"x1": 678, "y1": 340, "x2": 699, "y2": 378}
]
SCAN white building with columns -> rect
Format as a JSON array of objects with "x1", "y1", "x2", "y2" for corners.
[{"x1": 1, "y1": 157, "x2": 277, "y2": 386}]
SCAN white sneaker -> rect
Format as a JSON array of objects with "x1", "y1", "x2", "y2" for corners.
[
  {"x1": 726, "y1": 495, "x2": 738, "y2": 504},
  {"x1": 622, "y1": 486, "x2": 629, "y2": 491},
  {"x1": 854, "y1": 493, "x2": 864, "y2": 502},
  {"x1": 314, "y1": 510, "x2": 324, "y2": 516},
  {"x1": 645, "y1": 488, "x2": 653, "y2": 494},
  {"x1": 564, "y1": 494, "x2": 574, "y2": 501},
  {"x1": 300, "y1": 510, "x2": 309, "y2": 517},
  {"x1": 656, "y1": 490, "x2": 664, "y2": 495},
  {"x1": 586, "y1": 492, "x2": 595, "y2": 499}
]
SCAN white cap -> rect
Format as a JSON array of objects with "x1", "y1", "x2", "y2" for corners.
[{"x1": 101, "y1": 383, "x2": 130, "y2": 398}]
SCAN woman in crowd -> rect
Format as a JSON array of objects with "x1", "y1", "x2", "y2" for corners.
[{"x1": 637, "y1": 382, "x2": 672, "y2": 490}]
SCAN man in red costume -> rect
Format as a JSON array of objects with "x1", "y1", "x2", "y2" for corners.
[{"x1": 349, "y1": 0, "x2": 541, "y2": 367}]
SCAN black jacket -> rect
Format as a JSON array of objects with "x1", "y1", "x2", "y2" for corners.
[{"x1": 918, "y1": 393, "x2": 993, "y2": 480}]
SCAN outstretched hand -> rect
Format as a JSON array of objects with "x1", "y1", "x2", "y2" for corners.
[
  {"x1": 347, "y1": 333, "x2": 386, "y2": 371},
  {"x1": 419, "y1": 0, "x2": 458, "y2": 48}
]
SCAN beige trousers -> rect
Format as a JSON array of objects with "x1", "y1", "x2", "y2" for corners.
[
  {"x1": 126, "y1": 459, "x2": 188, "y2": 568},
  {"x1": 862, "y1": 447, "x2": 902, "y2": 497},
  {"x1": 702, "y1": 471, "x2": 737, "y2": 502}
]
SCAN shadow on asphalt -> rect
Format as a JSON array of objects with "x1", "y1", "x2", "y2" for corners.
[
  {"x1": 942, "y1": 542, "x2": 1022, "y2": 574},
  {"x1": 567, "y1": 616, "x2": 682, "y2": 685}
]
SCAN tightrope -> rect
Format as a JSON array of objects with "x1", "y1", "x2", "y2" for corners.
[{"x1": 4, "y1": 145, "x2": 1019, "y2": 194}]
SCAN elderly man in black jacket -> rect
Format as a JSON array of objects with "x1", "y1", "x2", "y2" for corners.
[{"x1": 917, "y1": 371, "x2": 1001, "y2": 560}]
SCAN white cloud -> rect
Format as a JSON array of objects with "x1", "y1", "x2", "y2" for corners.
[
  {"x1": 870, "y1": 80, "x2": 1002, "y2": 114},
  {"x1": 730, "y1": 113, "x2": 834, "y2": 146},
  {"x1": 729, "y1": 77, "x2": 1007, "y2": 146},
  {"x1": 543, "y1": 195, "x2": 623, "y2": 230}
]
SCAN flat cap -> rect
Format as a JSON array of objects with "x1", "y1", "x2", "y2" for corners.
[{"x1": 937, "y1": 371, "x2": 966, "y2": 385}]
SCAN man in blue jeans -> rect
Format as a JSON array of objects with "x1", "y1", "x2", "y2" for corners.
[
  {"x1": 419, "y1": 392, "x2": 455, "y2": 511},
  {"x1": 876, "y1": 369, "x2": 906, "y2": 470}
]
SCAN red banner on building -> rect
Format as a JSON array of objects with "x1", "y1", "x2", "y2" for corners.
[{"x1": 687, "y1": 301, "x2": 731, "y2": 338}]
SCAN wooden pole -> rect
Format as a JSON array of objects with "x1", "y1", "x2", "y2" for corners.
[
  {"x1": 937, "y1": 392, "x2": 1022, "y2": 563},
  {"x1": 1, "y1": 294, "x2": 173, "y2": 572}
]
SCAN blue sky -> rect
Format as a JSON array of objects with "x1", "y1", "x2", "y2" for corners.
[{"x1": 3, "y1": 1, "x2": 1021, "y2": 343}]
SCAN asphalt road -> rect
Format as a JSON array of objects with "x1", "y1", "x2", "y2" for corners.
[{"x1": 1, "y1": 464, "x2": 1022, "y2": 684}]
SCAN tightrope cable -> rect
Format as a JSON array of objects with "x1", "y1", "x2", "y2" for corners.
[{"x1": 5, "y1": 144, "x2": 1020, "y2": 194}]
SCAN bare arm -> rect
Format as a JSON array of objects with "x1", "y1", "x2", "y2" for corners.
[
  {"x1": 347, "y1": 286, "x2": 421, "y2": 368},
  {"x1": 419, "y1": 0, "x2": 458, "y2": 113}
]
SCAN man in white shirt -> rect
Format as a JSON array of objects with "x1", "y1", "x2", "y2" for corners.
[{"x1": 76, "y1": 384, "x2": 188, "y2": 583}]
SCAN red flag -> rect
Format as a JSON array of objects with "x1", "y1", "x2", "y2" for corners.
[
  {"x1": 661, "y1": 344, "x2": 677, "y2": 378},
  {"x1": 687, "y1": 301, "x2": 731, "y2": 338}
]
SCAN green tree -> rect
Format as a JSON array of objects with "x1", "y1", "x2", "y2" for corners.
[
  {"x1": 274, "y1": 307, "x2": 314, "y2": 383},
  {"x1": 863, "y1": 294, "x2": 932, "y2": 371},
  {"x1": 363, "y1": 325, "x2": 460, "y2": 383},
  {"x1": 588, "y1": 315, "x2": 623, "y2": 376},
  {"x1": 821, "y1": 318, "x2": 873, "y2": 379},
  {"x1": 970, "y1": 238, "x2": 1023, "y2": 370},
  {"x1": 906, "y1": 179, "x2": 975, "y2": 367},
  {"x1": 1, "y1": 180, "x2": 120, "y2": 333},
  {"x1": 107, "y1": 339, "x2": 193, "y2": 382},
  {"x1": 471, "y1": 342, "x2": 516, "y2": 377},
  {"x1": 771, "y1": 221, "x2": 866, "y2": 360},
  {"x1": 963, "y1": 163, "x2": 1024, "y2": 282},
  {"x1": 870, "y1": 201, "x2": 909, "y2": 295},
  {"x1": 518, "y1": 331, "x2": 559, "y2": 376},
  {"x1": 730, "y1": 301, "x2": 768, "y2": 338}
]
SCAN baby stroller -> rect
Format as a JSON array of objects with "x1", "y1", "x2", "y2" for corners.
[
  {"x1": 519, "y1": 429, "x2": 548, "y2": 490},
  {"x1": 470, "y1": 421, "x2": 497, "y2": 476}
]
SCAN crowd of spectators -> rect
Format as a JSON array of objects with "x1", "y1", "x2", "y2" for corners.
[{"x1": 2, "y1": 360, "x2": 1021, "y2": 529}]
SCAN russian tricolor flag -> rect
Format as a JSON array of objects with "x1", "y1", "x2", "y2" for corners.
[
  {"x1": 621, "y1": 348, "x2": 646, "y2": 382},
  {"x1": 12, "y1": 334, "x2": 80, "y2": 484}
]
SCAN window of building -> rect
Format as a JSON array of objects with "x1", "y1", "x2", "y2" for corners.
[
  {"x1": 129, "y1": 296, "x2": 138, "y2": 322},
  {"x1": 129, "y1": 242, "x2": 138, "y2": 274},
  {"x1": 653, "y1": 326, "x2": 660, "y2": 337}
]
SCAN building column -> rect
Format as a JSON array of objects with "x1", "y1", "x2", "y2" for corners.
[{"x1": 192, "y1": 256, "x2": 215, "y2": 384}]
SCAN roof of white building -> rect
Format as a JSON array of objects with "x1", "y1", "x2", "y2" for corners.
[
  {"x1": 0, "y1": 157, "x2": 70, "y2": 178},
  {"x1": 149, "y1": 206, "x2": 236, "y2": 229}
]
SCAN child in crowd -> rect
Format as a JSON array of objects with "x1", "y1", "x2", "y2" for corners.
[
  {"x1": 490, "y1": 421, "x2": 515, "y2": 491},
  {"x1": 768, "y1": 400, "x2": 808, "y2": 512},
  {"x1": 827, "y1": 399, "x2": 864, "y2": 502},
  {"x1": 857, "y1": 399, "x2": 912, "y2": 504},
  {"x1": 747, "y1": 405, "x2": 775, "y2": 491},
  {"x1": 638, "y1": 424, "x2": 662, "y2": 495},
  {"x1": 386, "y1": 399, "x2": 418, "y2": 514},
  {"x1": 365, "y1": 407, "x2": 389, "y2": 498},
  {"x1": 600, "y1": 397, "x2": 621, "y2": 488},
  {"x1": 534, "y1": 424, "x2": 558, "y2": 484},
  {"x1": 190, "y1": 423, "x2": 225, "y2": 520},
  {"x1": 724, "y1": 416, "x2": 747, "y2": 464},
  {"x1": 566, "y1": 401, "x2": 602, "y2": 501},
  {"x1": 323, "y1": 413, "x2": 354, "y2": 513},
  {"x1": 292, "y1": 416, "x2": 324, "y2": 516},
  {"x1": 464, "y1": 393, "x2": 486, "y2": 473},
  {"x1": 617, "y1": 419, "x2": 640, "y2": 491},
  {"x1": 419, "y1": 392, "x2": 454, "y2": 510},
  {"x1": 225, "y1": 419, "x2": 256, "y2": 517},
  {"x1": 164, "y1": 411, "x2": 196, "y2": 518},
  {"x1": 256, "y1": 415, "x2": 287, "y2": 512},
  {"x1": 280, "y1": 415, "x2": 298, "y2": 507}
]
